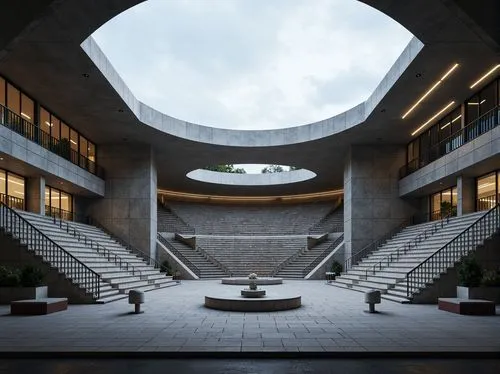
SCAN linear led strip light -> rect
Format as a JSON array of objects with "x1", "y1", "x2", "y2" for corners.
[
  {"x1": 411, "y1": 101, "x2": 455, "y2": 136},
  {"x1": 402, "y1": 63, "x2": 459, "y2": 119},
  {"x1": 470, "y1": 64, "x2": 500, "y2": 89}
]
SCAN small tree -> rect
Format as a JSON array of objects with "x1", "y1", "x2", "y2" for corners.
[
  {"x1": 204, "y1": 164, "x2": 246, "y2": 174},
  {"x1": 458, "y1": 256, "x2": 483, "y2": 287},
  {"x1": 261, "y1": 164, "x2": 284, "y2": 173}
]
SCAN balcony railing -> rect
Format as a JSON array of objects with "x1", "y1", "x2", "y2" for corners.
[
  {"x1": 45, "y1": 205, "x2": 74, "y2": 221},
  {"x1": 0, "y1": 103, "x2": 104, "y2": 178},
  {"x1": 400, "y1": 105, "x2": 500, "y2": 179},
  {"x1": 477, "y1": 193, "x2": 498, "y2": 212},
  {"x1": 0, "y1": 193, "x2": 24, "y2": 210}
]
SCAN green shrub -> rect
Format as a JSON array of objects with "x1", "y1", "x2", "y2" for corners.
[
  {"x1": 457, "y1": 257, "x2": 483, "y2": 287},
  {"x1": 481, "y1": 269, "x2": 500, "y2": 287},
  {"x1": 331, "y1": 261, "x2": 343, "y2": 275},
  {"x1": 19, "y1": 265, "x2": 44, "y2": 287},
  {"x1": 0, "y1": 266, "x2": 20, "y2": 287}
]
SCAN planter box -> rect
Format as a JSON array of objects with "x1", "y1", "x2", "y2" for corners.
[
  {"x1": 456, "y1": 286, "x2": 500, "y2": 304},
  {"x1": 0, "y1": 286, "x2": 48, "y2": 304}
]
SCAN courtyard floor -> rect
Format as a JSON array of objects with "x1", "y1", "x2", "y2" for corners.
[{"x1": 0, "y1": 280, "x2": 499, "y2": 353}]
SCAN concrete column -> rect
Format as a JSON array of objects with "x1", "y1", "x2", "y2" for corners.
[
  {"x1": 457, "y1": 175, "x2": 475, "y2": 215},
  {"x1": 344, "y1": 145, "x2": 417, "y2": 261},
  {"x1": 26, "y1": 176, "x2": 45, "y2": 215},
  {"x1": 88, "y1": 144, "x2": 157, "y2": 259}
]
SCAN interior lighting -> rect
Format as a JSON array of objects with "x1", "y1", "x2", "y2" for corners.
[
  {"x1": 44, "y1": 121, "x2": 53, "y2": 127},
  {"x1": 20, "y1": 112, "x2": 31, "y2": 120},
  {"x1": 411, "y1": 101, "x2": 455, "y2": 136},
  {"x1": 440, "y1": 115, "x2": 462, "y2": 130},
  {"x1": 402, "y1": 63, "x2": 459, "y2": 119},
  {"x1": 470, "y1": 64, "x2": 500, "y2": 89},
  {"x1": 70, "y1": 139, "x2": 77, "y2": 145},
  {"x1": 478, "y1": 182, "x2": 496, "y2": 189}
]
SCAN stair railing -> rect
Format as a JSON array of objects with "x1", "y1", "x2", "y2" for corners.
[
  {"x1": 157, "y1": 233, "x2": 201, "y2": 277},
  {"x1": 50, "y1": 216, "x2": 144, "y2": 279},
  {"x1": 302, "y1": 234, "x2": 344, "y2": 277},
  {"x1": 195, "y1": 244, "x2": 232, "y2": 276},
  {"x1": 88, "y1": 217, "x2": 162, "y2": 270},
  {"x1": 0, "y1": 203, "x2": 100, "y2": 299},
  {"x1": 157, "y1": 200, "x2": 196, "y2": 234},
  {"x1": 271, "y1": 245, "x2": 307, "y2": 276},
  {"x1": 365, "y1": 213, "x2": 452, "y2": 279},
  {"x1": 344, "y1": 218, "x2": 411, "y2": 271},
  {"x1": 308, "y1": 199, "x2": 343, "y2": 234},
  {"x1": 406, "y1": 205, "x2": 499, "y2": 298}
]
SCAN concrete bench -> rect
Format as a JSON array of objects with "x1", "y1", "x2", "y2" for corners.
[
  {"x1": 10, "y1": 298, "x2": 68, "y2": 315},
  {"x1": 438, "y1": 298, "x2": 495, "y2": 315}
]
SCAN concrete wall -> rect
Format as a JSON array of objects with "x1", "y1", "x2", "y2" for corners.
[
  {"x1": 0, "y1": 126, "x2": 104, "y2": 196},
  {"x1": 0, "y1": 233, "x2": 94, "y2": 304},
  {"x1": 344, "y1": 145, "x2": 417, "y2": 260},
  {"x1": 87, "y1": 144, "x2": 157, "y2": 259},
  {"x1": 457, "y1": 175, "x2": 475, "y2": 215}
]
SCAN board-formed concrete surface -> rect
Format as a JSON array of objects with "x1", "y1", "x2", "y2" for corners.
[{"x1": 0, "y1": 280, "x2": 499, "y2": 353}]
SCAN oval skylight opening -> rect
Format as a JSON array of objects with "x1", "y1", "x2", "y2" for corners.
[
  {"x1": 186, "y1": 168, "x2": 316, "y2": 186},
  {"x1": 92, "y1": 0, "x2": 413, "y2": 130}
]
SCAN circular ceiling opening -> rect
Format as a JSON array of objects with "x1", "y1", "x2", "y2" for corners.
[
  {"x1": 186, "y1": 167, "x2": 316, "y2": 186},
  {"x1": 93, "y1": 0, "x2": 413, "y2": 130}
]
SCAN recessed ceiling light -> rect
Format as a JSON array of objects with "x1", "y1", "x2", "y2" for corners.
[
  {"x1": 402, "y1": 63, "x2": 459, "y2": 119},
  {"x1": 82, "y1": 73, "x2": 90, "y2": 78},
  {"x1": 415, "y1": 73, "x2": 422, "y2": 78},
  {"x1": 118, "y1": 109, "x2": 124, "y2": 113},
  {"x1": 0, "y1": 157, "x2": 3, "y2": 161},
  {"x1": 380, "y1": 109, "x2": 386, "y2": 113}
]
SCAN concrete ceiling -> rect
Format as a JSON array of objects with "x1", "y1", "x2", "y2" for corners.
[{"x1": 0, "y1": 0, "x2": 498, "y2": 196}]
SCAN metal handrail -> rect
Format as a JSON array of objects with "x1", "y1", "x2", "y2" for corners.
[
  {"x1": 0, "y1": 103, "x2": 104, "y2": 178},
  {"x1": 477, "y1": 193, "x2": 498, "y2": 212},
  {"x1": 308, "y1": 199, "x2": 343, "y2": 234},
  {"x1": 195, "y1": 244, "x2": 232, "y2": 276},
  {"x1": 0, "y1": 202, "x2": 100, "y2": 299},
  {"x1": 88, "y1": 217, "x2": 162, "y2": 270},
  {"x1": 344, "y1": 218, "x2": 411, "y2": 271},
  {"x1": 0, "y1": 193, "x2": 25, "y2": 210},
  {"x1": 365, "y1": 213, "x2": 452, "y2": 279},
  {"x1": 50, "y1": 215, "x2": 144, "y2": 279},
  {"x1": 157, "y1": 233, "x2": 201, "y2": 277},
  {"x1": 302, "y1": 234, "x2": 344, "y2": 277},
  {"x1": 157, "y1": 199, "x2": 196, "y2": 234},
  {"x1": 406, "y1": 204, "x2": 499, "y2": 298},
  {"x1": 45, "y1": 205, "x2": 74, "y2": 222},
  {"x1": 400, "y1": 104, "x2": 499, "y2": 178}
]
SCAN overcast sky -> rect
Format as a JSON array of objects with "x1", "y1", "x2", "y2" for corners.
[{"x1": 93, "y1": 0, "x2": 412, "y2": 173}]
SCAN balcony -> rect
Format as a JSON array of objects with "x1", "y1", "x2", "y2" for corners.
[
  {"x1": 400, "y1": 105, "x2": 499, "y2": 179},
  {"x1": 0, "y1": 104, "x2": 104, "y2": 178}
]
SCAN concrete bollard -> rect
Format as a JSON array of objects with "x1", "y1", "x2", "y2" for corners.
[
  {"x1": 364, "y1": 290, "x2": 381, "y2": 313},
  {"x1": 128, "y1": 290, "x2": 145, "y2": 314}
]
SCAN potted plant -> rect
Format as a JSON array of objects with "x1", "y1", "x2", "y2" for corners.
[
  {"x1": 455, "y1": 257, "x2": 500, "y2": 303},
  {"x1": 0, "y1": 265, "x2": 47, "y2": 304},
  {"x1": 160, "y1": 260, "x2": 172, "y2": 276},
  {"x1": 440, "y1": 201, "x2": 453, "y2": 218}
]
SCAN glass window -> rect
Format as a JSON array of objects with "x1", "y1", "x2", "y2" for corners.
[
  {"x1": 70, "y1": 129, "x2": 78, "y2": 151},
  {"x1": 51, "y1": 115, "x2": 60, "y2": 140},
  {"x1": 452, "y1": 186, "x2": 458, "y2": 207},
  {"x1": 61, "y1": 122, "x2": 69, "y2": 141},
  {"x1": 20, "y1": 94, "x2": 34, "y2": 122},
  {"x1": 40, "y1": 107, "x2": 51, "y2": 134},
  {"x1": 6, "y1": 83, "x2": 20, "y2": 115},
  {"x1": 0, "y1": 77, "x2": 5, "y2": 106},
  {"x1": 7, "y1": 173, "x2": 24, "y2": 200},
  {"x1": 477, "y1": 173, "x2": 497, "y2": 211},
  {"x1": 60, "y1": 191, "x2": 71, "y2": 212},
  {"x1": 45, "y1": 186, "x2": 50, "y2": 206},
  {"x1": 88, "y1": 142, "x2": 96, "y2": 162},
  {"x1": 431, "y1": 193, "x2": 441, "y2": 216},
  {"x1": 0, "y1": 169, "x2": 6, "y2": 195},
  {"x1": 479, "y1": 80, "x2": 496, "y2": 115},
  {"x1": 50, "y1": 188, "x2": 60, "y2": 209},
  {"x1": 79, "y1": 136, "x2": 88, "y2": 158}
]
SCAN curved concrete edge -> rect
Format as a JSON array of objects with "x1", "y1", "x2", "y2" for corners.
[
  {"x1": 156, "y1": 239, "x2": 199, "y2": 280},
  {"x1": 204, "y1": 295, "x2": 301, "y2": 312},
  {"x1": 186, "y1": 169, "x2": 316, "y2": 186},
  {"x1": 81, "y1": 35, "x2": 423, "y2": 147},
  {"x1": 221, "y1": 278, "x2": 283, "y2": 285}
]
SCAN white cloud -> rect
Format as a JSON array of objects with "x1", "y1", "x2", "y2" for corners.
[{"x1": 93, "y1": 0, "x2": 413, "y2": 130}]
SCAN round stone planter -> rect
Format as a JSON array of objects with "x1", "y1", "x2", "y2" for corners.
[
  {"x1": 241, "y1": 289, "x2": 266, "y2": 298},
  {"x1": 205, "y1": 294, "x2": 301, "y2": 312},
  {"x1": 221, "y1": 277, "x2": 283, "y2": 286}
]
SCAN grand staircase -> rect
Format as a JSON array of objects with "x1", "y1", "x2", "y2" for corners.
[
  {"x1": 330, "y1": 211, "x2": 488, "y2": 303},
  {"x1": 157, "y1": 234, "x2": 228, "y2": 279},
  {"x1": 15, "y1": 210, "x2": 179, "y2": 303}
]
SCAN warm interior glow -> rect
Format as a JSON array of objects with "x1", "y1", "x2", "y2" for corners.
[
  {"x1": 440, "y1": 115, "x2": 461, "y2": 130},
  {"x1": 411, "y1": 101, "x2": 456, "y2": 136},
  {"x1": 158, "y1": 188, "x2": 343, "y2": 205},
  {"x1": 470, "y1": 64, "x2": 500, "y2": 89},
  {"x1": 20, "y1": 112, "x2": 31, "y2": 120},
  {"x1": 402, "y1": 63, "x2": 459, "y2": 119}
]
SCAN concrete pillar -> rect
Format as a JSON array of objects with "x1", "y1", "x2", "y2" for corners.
[
  {"x1": 88, "y1": 144, "x2": 157, "y2": 259},
  {"x1": 457, "y1": 175, "x2": 475, "y2": 215},
  {"x1": 344, "y1": 145, "x2": 417, "y2": 261},
  {"x1": 26, "y1": 176, "x2": 45, "y2": 215}
]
